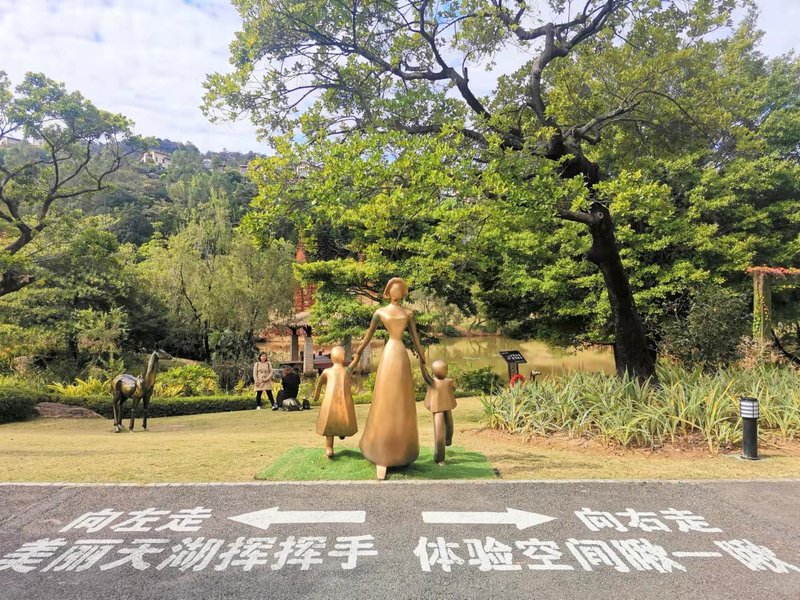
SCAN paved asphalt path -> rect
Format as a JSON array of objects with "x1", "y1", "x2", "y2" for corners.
[{"x1": 0, "y1": 480, "x2": 798, "y2": 599}]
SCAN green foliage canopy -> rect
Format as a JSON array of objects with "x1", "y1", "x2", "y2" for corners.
[
  {"x1": 138, "y1": 194, "x2": 296, "y2": 359},
  {"x1": 205, "y1": 1, "x2": 800, "y2": 369},
  {"x1": 0, "y1": 72, "x2": 142, "y2": 296}
]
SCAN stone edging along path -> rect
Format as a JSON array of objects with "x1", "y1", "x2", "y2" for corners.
[{"x1": 2, "y1": 478, "x2": 800, "y2": 487}]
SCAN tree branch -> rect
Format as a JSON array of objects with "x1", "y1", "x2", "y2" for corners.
[
  {"x1": 556, "y1": 209, "x2": 602, "y2": 226},
  {"x1": 387, "y1": 122, "x2": 489, "y2": 146},
  {"x1": 772, "y1": 327, "x2": 800, "y2": 366},
  {"x1": 572, "y1": 100, "x2": 642, "y2": 142},
  {"x1": 0, "y1": 270, "x2": 35, "y2": 297}
]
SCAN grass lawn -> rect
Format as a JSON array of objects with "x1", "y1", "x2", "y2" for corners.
[
  {"x1": 1, "y1": 397, "x2": 799, "y2": 482},
  {"x1": 255, "y1": 446, "x2": 496, "y2": 480}
]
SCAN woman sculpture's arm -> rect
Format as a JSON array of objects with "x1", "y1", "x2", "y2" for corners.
[
  {"x1": 419, "y1": 360, "x2": 434, "y2": 386},
  {"x1": 349, "y1": 312, "x2": 380, "y2": 370},
  {"x1": 408, "y1": 312, "x2": 426, "y2": 364}
]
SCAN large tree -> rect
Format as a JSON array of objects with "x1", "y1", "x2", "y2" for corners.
[
  {"x1": 238, "y1": 130, "x2": 488, "y2": 349},
  {"x1": 0, "y1": 72, "x2": 140, "y2": 296},
  {"x1": 205, "y1": 0, "x2": 761, "y2": 379},
  {"x1": 0, "y1": 220, "x2": 167, "y2": 371}
]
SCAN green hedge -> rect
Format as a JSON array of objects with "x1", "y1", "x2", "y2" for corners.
[
  {"x1": 2, "y1": 385, "x2": 477, "y2": 424},
  {"x1": 351, "y1": 389, "x2": 474, "y2": 405},
  {"x1": 50, "y1": 394, "x2": 254, "y2": 419},
  {"x1": 0, "y1": 387, "x2": 46, "y2": 424},
  {"x1": 0, "y1": 384, "x2": 298, "y2": 421},
  {"x1": 352, "y1": 392, "x2": 374, "y2": 405}
]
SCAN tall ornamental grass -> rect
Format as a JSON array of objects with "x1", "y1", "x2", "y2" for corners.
[{"x1": 481, "y1": 364, "x2": 800, "y2": 451}]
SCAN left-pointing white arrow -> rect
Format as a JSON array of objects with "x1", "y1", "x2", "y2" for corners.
[{"x1": 228, "y1": 507, "x2": 366, "y2": 530}]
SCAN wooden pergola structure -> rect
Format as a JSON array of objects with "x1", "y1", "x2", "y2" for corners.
[
  {"x1": 283, "y1": 312, "x2": 315, "y2": 375},
  {"x1": 747, "y1": 266, "x2": 800, "y2": 346}
]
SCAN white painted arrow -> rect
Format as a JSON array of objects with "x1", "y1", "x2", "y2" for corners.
[
  {"x1": 229, "y1": 507, "x2": 366, "y2": 530},
  {"x1": 422, "y1": 508, "x2": 555, "y2": 530}
]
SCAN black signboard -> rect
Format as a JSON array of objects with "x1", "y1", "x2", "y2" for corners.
[
  {"x1": 499, "y1": 350, "x2": 527, "y2": 381},
  {"x1": 499, "y1": 350, "x2": 527, "y2": 364}
]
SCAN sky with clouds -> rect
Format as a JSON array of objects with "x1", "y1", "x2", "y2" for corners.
[{"x1": 0, "y1": 0, "x2": 796, "y2": 153}]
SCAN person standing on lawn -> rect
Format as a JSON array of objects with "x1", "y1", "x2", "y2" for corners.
[
  {"x1": 252, "y1": 352, "x2": 275, "y2": 410},
  {"x1": 313, "y1": 345, "x2": 358, "y2": 457}
]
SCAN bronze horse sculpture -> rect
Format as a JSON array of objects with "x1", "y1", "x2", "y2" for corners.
[{"x1": 111, "y1": 350, "x2": 172, "y2": 433}]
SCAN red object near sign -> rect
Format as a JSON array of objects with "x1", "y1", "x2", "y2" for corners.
[{"x1": 509, "y1": 373, "x2": 525, "y2": 387}]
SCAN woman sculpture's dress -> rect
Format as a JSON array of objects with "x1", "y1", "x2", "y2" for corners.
[{"x1": 359, "y1": 307, "x2": 420, "y2": 467}]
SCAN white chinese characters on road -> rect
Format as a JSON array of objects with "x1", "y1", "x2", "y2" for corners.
[
  {"x1": 575, "y1": 508, "x2": 722, "y2": 534},
  {"x1": 0, "y1": 535, "x2": 379, "y2": 573},
  {"x1": 60, "y1": 507, "x2": 212, "y2": 534},
  {"x1": 1, "y1": 505, "x2": 798, "y2": 577},
  {"x1": 413, "y1": 536, "x2": 800, "y2": 575}
]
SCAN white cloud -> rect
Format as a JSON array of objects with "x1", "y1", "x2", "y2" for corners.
[
  {"x1": 754, "y1": 0, "x2": 800, "y2": 57},
  {"x1": 0, "y1": 0, "x2": 266, "y2": 152},
  {"x1": 0, "y1": 0, "x2": 795, "y2": 153}
]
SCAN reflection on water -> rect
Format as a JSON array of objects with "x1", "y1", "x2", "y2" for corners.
[{"x1": 372, "y1": 336, "x2": 615, "y2": 379}]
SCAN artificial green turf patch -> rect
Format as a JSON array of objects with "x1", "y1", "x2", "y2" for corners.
[{"x1": 255, "y1": 446, "x2": 497, "y2": 480}]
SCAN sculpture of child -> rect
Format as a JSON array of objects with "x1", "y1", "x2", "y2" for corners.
[
  {"x1": 312, "y1": 345, "x2": 358, "y2": 458},
  {"x1": 420, "y1": 359, "x2": 456, "y2": 465}
]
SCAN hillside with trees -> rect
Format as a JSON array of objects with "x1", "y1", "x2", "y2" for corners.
[{"x1": 0, "y1": 71, "x2": 294, "y2": 386}]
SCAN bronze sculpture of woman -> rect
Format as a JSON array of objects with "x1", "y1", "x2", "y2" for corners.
[{"x1": 349, "y1": 277, "x2": 425, "y2": 480}]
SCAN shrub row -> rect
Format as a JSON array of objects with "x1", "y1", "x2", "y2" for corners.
[
  {"x1": 3, "y1": 372, "x2": 487, "y2": 424},
  {"x1": 0, "y1": 387, "x2": 46, "y2": 424},
  {"x1": 455, "y1": 366, "x2": 504, "y2": 395},
  {"x1": 50, "y1": 394, "x2": 254, "y2": 419},
  {"x1": 47, "y1": 364, "x2": 222, "y2": 399},
  {"x1": 0, "y1": 386, "x2": 255, "y2": 422}
]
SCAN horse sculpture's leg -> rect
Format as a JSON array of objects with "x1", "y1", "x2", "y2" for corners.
[
  {"x1": 142, "y1": 395, "x2": 150, "y2": 431},
  {"x1": 128, "y1": 397, "x2": 139, "y2": 431},
  {"x1": 112, "y1": 396, "x2": 120, "y2": 433},
  {"x1": 112, "y1": 384, "x2": 122, "y2": 433}
]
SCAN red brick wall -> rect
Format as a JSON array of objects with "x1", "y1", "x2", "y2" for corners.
[{"x1": 293, "y1": 243, "x2": 316, "y2": 313}]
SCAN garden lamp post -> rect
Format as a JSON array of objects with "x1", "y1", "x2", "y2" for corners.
[{"x1": 740, "y1": 397, "x2": 760, "y2": 460}]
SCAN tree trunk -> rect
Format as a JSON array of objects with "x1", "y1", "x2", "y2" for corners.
[
  {"x1": 202, "y1": 321, "x2": 211, "y2": 361},
  {"x1": 0, "y1": 270, "x2": 35, "y2": 297},
  {"x1": 551, "y1": 138, "x2": 656, "y2": 382},
  {"x1": 584, "y1": 203, "x2": 656, "y2": 381},
  {"x1": 342, "y1": 337, "x2": 353, "y2": 364}
]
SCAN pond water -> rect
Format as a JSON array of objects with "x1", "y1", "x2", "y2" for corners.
[
  {"x1": 371, "y1": 336, "x2": 615, "y2": 379},
  {"x1": 262, "y1": 335, "x2": 615, "y2": 379}
]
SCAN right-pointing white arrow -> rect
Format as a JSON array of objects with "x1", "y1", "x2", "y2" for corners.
[{"x1": 422, "y1": 508, "x2": 555, "y2": 530}]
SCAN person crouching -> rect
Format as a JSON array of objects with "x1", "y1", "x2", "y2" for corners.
[{"x1": 274, "y1": 366, "x2": 301, "y2": 410}]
